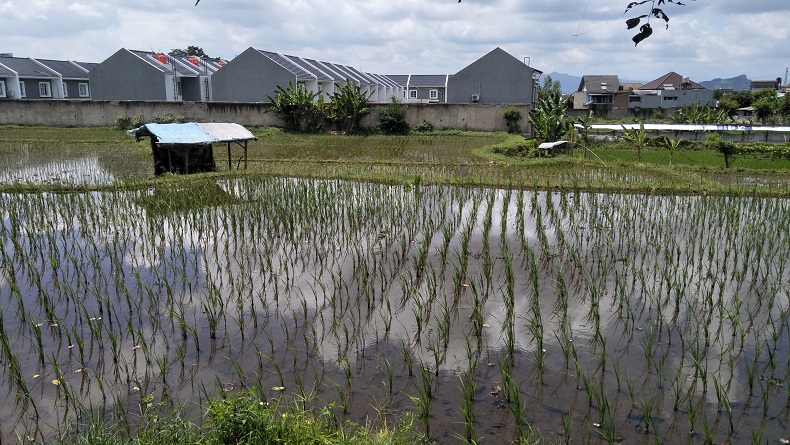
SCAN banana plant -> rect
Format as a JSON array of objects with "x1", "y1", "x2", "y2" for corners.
[
  {"x1": 621, "y1": 122, "x2": 649, "y2": 162},
  {"x1": 528, "y1": 94, "x2": 572, "y2": 147}
]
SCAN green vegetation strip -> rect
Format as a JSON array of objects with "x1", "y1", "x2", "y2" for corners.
[
  {"x1": 1, "y1": 126, "x2": 790, "y2": 197},
  {"x1": 62, "y1": 391, "x2": 424, "y2": 445}
]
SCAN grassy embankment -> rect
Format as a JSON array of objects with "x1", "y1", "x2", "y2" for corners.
[{"x1": 1, "y1": 125, "x2": 790, "y2": 196}]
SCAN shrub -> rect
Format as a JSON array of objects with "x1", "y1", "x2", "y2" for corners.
[
  {"x1": 490, "y1": 135, "x2": 539, "y2": 157},
  {"x1": 116, "y1": 115, "x2": 132, "y2": 130},
  {"x1": 377, "y1": 98, "x2": 409, "y2": 134},
  {"x1": 152, "y1": 114, "x2": 184, "y2": 124},
  {"x1": 411, "y1": 121, "x2": 434, "y2": 133},
  {"x1": 116, "y1": 115, "x2": 145, "y2": 130},
  {"x1": 503, "y1": 107, "x2": 522, "y2": 134}
]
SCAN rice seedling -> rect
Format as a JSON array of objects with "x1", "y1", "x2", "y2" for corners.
[{"x1": 1, "y1": 159, "x2": 789, "y2": 443}]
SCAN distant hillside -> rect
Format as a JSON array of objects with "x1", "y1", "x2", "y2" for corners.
[
  {"x1": 544, "y1": 72, "x2": 581, "y2": 95},
  {"x1": 698, "y1": 74, "x2": 750, "y2": 91}
]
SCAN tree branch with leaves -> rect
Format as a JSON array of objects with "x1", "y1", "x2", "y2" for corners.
[{"x1": 625, "y1": 0, "x2": 694, "y2": 46}]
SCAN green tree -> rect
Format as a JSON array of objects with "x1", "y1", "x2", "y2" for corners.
[
  {"x1": 528, "y1": 94, "x2": 572, "y2": 144},
  {"x1": 169, "y1": 46, "x2": 211, "y2": 59},
  {"x1": 753, "y1": 97, "x2": 777, "y2": 123},
  {"x1": 621, "y1": 122, "x2": 649, "y2": 162},
  {"x1": 779, "y1": 94, "x2": 790, "y2": 124},
  {"x1": 538, "y1": 75, "x2": 562, "y2": 102},
  {"x1": 752, "y1": 89, "x2": 778, "y2": 124},
  {"x1": 723, "y1": 90, "x2": 754, "y2": 108},
  {"x1": 328, "y1": 81, "x2": 371, "y2": 133},
  {"x1": 716, "y1": 97, "x2": 739, "y2": 119}
]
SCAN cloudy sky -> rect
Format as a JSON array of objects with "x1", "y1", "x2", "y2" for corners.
[{"x1": 2, "y1": 0, "x2": 788, "y2": 85}]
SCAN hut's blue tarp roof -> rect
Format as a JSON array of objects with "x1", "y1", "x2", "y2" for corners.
[{"x1": 130, "y1": 122, "x2": 257, "y2": 144}]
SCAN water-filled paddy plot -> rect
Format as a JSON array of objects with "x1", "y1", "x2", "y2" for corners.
[{"x1": 1, "y1": 175, "x2": 789, "y2": 443}]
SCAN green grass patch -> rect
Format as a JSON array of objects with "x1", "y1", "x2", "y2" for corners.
[
  {"x1": 2, "y1": 125, "x2": 790, "y2": 197},
  {"x1": 61, "y1": 391, "x2": 425, "y2": 445}
]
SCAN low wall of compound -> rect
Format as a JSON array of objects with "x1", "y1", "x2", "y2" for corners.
[{"x1": 0, "y1": 100, "x2": 532, "y2": 133}]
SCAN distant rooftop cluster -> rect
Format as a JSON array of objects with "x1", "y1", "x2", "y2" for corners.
[
  {"x1": 1, "y1": 47, "x2": 784, "y2": 118},
  {"x1": 1, "y1": 47, "x2": 543, "y2": 105}
]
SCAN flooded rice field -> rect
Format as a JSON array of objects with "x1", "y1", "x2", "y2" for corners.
[{"x1": 1, "y1": 170, "x2": 789, "y2": 444}]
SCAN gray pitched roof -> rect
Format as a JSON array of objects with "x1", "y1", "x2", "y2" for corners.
[
  {"x1": 259, "y1": 51, "x2": 315, "y2": 80},
  {"x1": 128, "y1": 50, "x2": 173, "y2": 74},
  {"x1": 386, "y1": 75, "x2": 408, "y2": 87},
  {"x1": 73, "y1": 61, "x2": 99, "y2": 72},
  {"x1": 0, "y1": 56, "x2": 59, "y2": 77},
  {"x1": 293, "y1": 57, "x2": 333, "y2": 81},
  {"x1": 411, "y1": 74, "x2": 449, "y2": 88},
  {"x1": 36, "y1": 59, "x2": 90, "y2": 79},
  {"x1": 578, "y1": 75, "x2": 620, "y2": 94}
]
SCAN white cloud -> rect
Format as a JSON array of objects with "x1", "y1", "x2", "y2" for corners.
[{"x1": 1, "y1": 0, "x2": 787, "y2": 85}]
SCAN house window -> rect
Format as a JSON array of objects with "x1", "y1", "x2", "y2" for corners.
[
  {"x1": 63, "y1": 83, "x2": 68, "y2": 98},
  {"x1": 663, "y1": 96, "x2": 678, "y2": 101},
  {"x1": 0, "y1": 80, "x2": 6, "y2": 98},
  {"x1": 39, "y1": 81, "x2": 51, "y2": 98},
  {"x1": 78, "y1": 83, "x2": 89, "y2": 97},
  {"x1": 402, "y1": 89, "x2": 407, "y2": 99},
  {"x1": 429, "y1": 89, "x2": 438, "y2": 100},
  {"x1": 19, "y1": 81, "x2": 26, "y2": 98},
  {"x1": 629, "y1": 96, "x2": 641, "y2": 103},
  {"x1": 591, "y1": 95, "x2": 612, "y2": 104},
  {"x1": 408, "y1": 89, "x2": 417, "y2": 99}
]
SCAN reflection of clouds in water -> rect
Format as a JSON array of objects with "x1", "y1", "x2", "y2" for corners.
[
  {"x1": 0, "y1": 156, "x2": 116, "y2": 186},
  {"x1": 2, "y1": 178, "x2": 790, "y2": 442}
]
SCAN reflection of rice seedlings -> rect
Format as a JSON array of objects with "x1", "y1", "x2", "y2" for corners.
[
  {"x1": 560, "y1": 410, "x2": 573, "y2": 445},
  {"x1": 436, "y1": 295, "x2": 451, "y2": 352},
  {"x1": 412, "y1": 361, "x2": 433, "y2": 438},
  {"x1": 457, "y1": 369, "x2": 476, "y2": 444},
  {"x1": 399, "y1": 338, "x2": 413, "y2": 377},
  {"x1": 638, "y1": 398, "x2": 656, "y2": 435}
]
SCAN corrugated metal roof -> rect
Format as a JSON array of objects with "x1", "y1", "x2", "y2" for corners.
[
  {"x1": 131, "y1": 122, "x2": 257, "y2": 144},
  {"x1": 196, "y1": 123, "x2": 257, "y2": 141},
  {"x1": 577, "y1": 123, "x2": 790, "y2": 132}
]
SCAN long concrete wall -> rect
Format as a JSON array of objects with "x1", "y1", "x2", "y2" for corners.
[{"x1": 0, "y1": 100, "x2": 531, "y2": 133}]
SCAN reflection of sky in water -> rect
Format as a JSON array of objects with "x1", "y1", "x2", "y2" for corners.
[
  {"x1": 0, "y1": 155, "x2": 116, "y2": 186},
  {"x1": 1, "y1": 178, "x2": 790, "y2": 442}
]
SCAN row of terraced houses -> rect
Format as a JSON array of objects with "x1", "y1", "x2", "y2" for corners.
[
  {"x1": 1, "y1": 47, "x2": 541, "y2": 106},
  {"x1": 4, "y1": 46, "x2": 770, "y2": 116}
]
